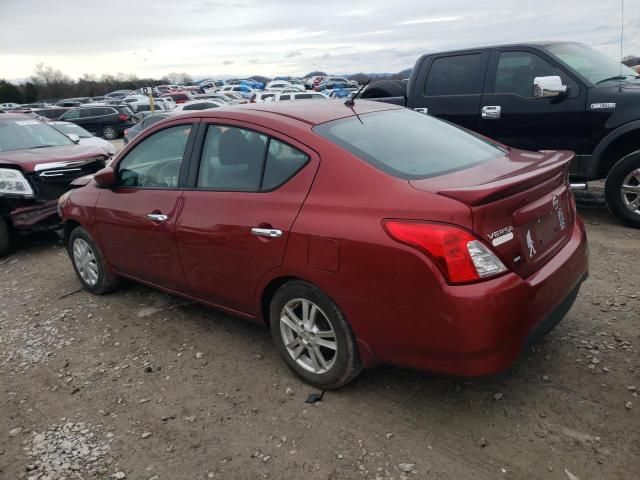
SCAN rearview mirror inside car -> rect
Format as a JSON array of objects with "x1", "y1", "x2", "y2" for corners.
[
  {"x1": 533, "y1": 76, "x2": 567, "y2": 98},
  {"x1": 93, "y1": 166, "x2": 116, "y2": 188}
]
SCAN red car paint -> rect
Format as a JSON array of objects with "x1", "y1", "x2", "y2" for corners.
[{"x1": 59, "y1": 101, "x2": 588, "y2": 377}]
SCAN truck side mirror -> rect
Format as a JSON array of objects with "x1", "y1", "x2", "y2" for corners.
[{"x1": 533, "y1": 76, "x2": 567, "y2": 98}]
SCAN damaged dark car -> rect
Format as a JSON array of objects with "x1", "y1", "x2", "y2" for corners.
[{"x1": 0, "y1": 114, "x2": 108, "y2": 256}]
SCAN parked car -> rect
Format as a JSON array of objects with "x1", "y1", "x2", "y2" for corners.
[
  {"x1": 362, "y1": 41, "x2": 640, "y2": 228},
  {"x1": 49, "y1": 121, "x2": 117, "y2": 156},
  {"x1": 55, "y1": 99, "x2": 84, "y2": 107},
  {"x1": 0, "y1": 103, "x2": 21, "y2": 109},
  {"x1": 161, "y1": 92, "x2": 191, "y2": 104},
  {"x1": 58, "y1": 100, "x2": 588, "y2": 389},
  {"x1": 58, "y1": 105, "x2": 137, "y2": 140},
  {"x1": 192, "y1": 93, "x2": 232, "y2": 104},
  {"x1": 0, "y1": 114, "x2": 108, "y2": 256},
  {"x1": 220, "y1": 85, "x2": 254, "y2": 99},
  {"x1": 220, "y1": 92, "x2": 247, "y2": 103},
  {"x1": 104, "y1": 90, "x2": 135, "y2": 100},
  {"x1": 19, "y1": 103, "x2": 51, "y2": 109},
  {"x1": 31, "y1": 107, "x2": 71, "y2": 120},
  {"x1": 315, "y1": 81, "x2": 352, "y2": 92},
  {"x1": 266, "y1": 81, "x2": 304, "y2": 92},
  {"x1": 122, "y1": 113, "x2": 176, "y2": 144},
  {"x1": 274, "y1": 91, "x2": 328, "y2": 101},
  {"x1": 153, "y1": 97, "x2": 176, "y2": 110},
  {"x1": 173, "y1": 100, "x2": 226, "y2": 111},
  {"x1": 250, "y1": 92, "x2": 278, "y2": 103},
  {"x1": 129, "y1": 102, "x2": 166, "y2": 117}
]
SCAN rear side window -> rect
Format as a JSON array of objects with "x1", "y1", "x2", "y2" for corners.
[
  {"x1": 313, "y1": 109, "x2": 504, "y2": 179},
  {"x1": 197, "y1": 126, "x2": 309, "y2": 191},
  {"x1": 425, "y1": 54, "x2": 484, "y2": 96},
  {"x1": 279, "y1": 95, "x2": 290, "y2": 101}
]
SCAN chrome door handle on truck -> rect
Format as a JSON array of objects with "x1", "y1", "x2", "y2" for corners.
[{"x1": 481, "y1": 105, "x2": 501, "y2": 119}]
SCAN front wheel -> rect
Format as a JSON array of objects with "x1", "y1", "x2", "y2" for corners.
[
  {"x1": 605, "y1": 151, "x2": 640, "y2": 228},
  {"x1": 102, "y1": 125, "x2": 118, "y2": 140},
  {"x1": 68, "y1": 226, "x2": 119, "y2": 294},
  {"x1": 270, "y1": 281, "x2": 362, "y2": 389}
]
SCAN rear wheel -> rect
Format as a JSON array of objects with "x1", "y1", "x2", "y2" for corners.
[
  {"x1": 605, "y1": 151, "x2": 640, "y2": 228},
  {"x1": 102, "y1": 125, "x2": 118, "y2": 140},
  {"x1": 0, "y1": 216, "x2": 11, "y2": 257},
  {"x1": 269, "y1": 281, "x2": 362, "y2": 389},
  {"x1": 68, "y1": 226, "x2": 119, "y2": 294}
]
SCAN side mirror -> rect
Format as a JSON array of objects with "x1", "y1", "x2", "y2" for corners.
[
  {"x1": 533, "y1": 76, "x2": 567, "y2": 98},
  {"x1": 67, "y1": 133, "x2": 80, "y2": 143},
  {"x1": 93, "y1": 166, "x2": 116, "y2": 188}
]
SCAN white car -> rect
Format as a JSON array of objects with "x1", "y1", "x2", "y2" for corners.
[
  {"x1": 173, "y1": 100, "x2": 227, "y2": 111},
  {"x1": 49, "y1": 121, "x2": 117, "y2": 156},
  {"x1": 0, "y1": 103, "x2": 21, "y2": 109},
  {"x1": 251, "y1": 92, "x2": 278, "y2": 103},
  {"x1": 274, "y1": 91, "x2": 328, "y2": 101},
  {"x1": 153, "y1": 97, "x2": 175, "y2": 110},
  {"x1": 265, "y1": 81, "x2": 304, "y2": 92}
]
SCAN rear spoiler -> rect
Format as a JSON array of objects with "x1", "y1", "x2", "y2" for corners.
[{"x1": 438, "y1": 151, "x2": 574, "y2": 206}]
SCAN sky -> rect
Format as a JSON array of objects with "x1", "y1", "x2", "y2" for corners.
[{"x1": 1, "y1": 0, "x2": 638, "y2": 82}]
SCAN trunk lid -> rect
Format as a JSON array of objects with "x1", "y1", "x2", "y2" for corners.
[{"x1": 409, "y1": 149, "x2": 576, "y2": 278}]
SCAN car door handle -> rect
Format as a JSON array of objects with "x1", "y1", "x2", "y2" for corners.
[
  {"x1": 481, "y1": 105, "x2": 501, "y2": 119},
  {"x1": 251, "y1": 227, "x2": 283, "y2": 238},
  {"x1": 147, "y1": 213, "x2": 168, "y2": 222}
]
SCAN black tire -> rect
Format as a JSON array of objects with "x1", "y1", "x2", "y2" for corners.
[
  {"x1": 360, "y1": 80, "x2": 407, "y2": 99},
  {"x1": 67, "y1": 226, "x2": 119, "y2": 294},
  {"x1": 605, "y1": 150, "x2": 640, "y2": 228},
  {"x1": 0, "y1": 216, "x2": 11, "y2": 257},
  {"x1": 269, "y1": 280, "x2": 362, "y2": 389},
  {"x1": 102, "y1": 125, "x2": 118, "y2": 140}
]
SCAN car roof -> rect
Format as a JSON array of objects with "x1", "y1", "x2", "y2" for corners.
[
  {"x1": 418, "y1": 40, "x2": 578, "y2": 57},
  {"x1": 205, "y1": 99, "x2": 401, "y2": 126}
]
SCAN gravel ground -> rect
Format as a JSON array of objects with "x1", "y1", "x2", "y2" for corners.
[{"x1": 0, "y1": 186, "x2": 638, "y2": 480}]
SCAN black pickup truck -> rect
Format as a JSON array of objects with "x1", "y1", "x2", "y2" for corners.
[{"x1": 361, "y1": 41, "x2": 640, "y2": 228}]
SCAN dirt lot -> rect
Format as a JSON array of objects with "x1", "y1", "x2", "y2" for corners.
[{"x1": 1, "y1": 187, "x2": 638, "y2": 480}]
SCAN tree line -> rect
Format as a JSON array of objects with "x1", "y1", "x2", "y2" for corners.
[{"x1": 0, "y1": 64, "x2": 412, "y2": 104}]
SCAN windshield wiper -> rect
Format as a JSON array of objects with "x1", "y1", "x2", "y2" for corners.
[{"x1": 595, "y1": 75, "x2": 640, "y2": 85}]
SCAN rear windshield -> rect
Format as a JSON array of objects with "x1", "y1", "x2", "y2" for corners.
[
  {"x1": 0, "y1": 118, "x2": 74, "y2": 152},
  {"x1": 313, "y1": 109, "x2": 505, "y2": 179}
]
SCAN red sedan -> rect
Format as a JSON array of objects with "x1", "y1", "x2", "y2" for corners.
[{"x1": 58, "y1": 100, "x2": 588, "y2": 389}]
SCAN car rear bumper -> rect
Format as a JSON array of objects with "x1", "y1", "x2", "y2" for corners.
[{"x1": 351, "y1": 218, "x2": 589, "y2": 376}]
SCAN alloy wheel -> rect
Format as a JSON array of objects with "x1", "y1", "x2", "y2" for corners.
[
  {"x1": 103, "y1": 126, "x2": 117, "y2": 140},
  {"x1": 72, "y1": 238, "x2": 99, "y2": 286},
  {"x1": 279, "y1": 298, "x2": 337, "y2": 374},
  {"x1": 621, "y1": 168, "x2": 640, "y2": 215}
]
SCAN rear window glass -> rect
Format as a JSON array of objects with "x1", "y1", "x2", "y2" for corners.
[
  {"x1": 425, "y1": 54, "x2": 484, "y2": 96},
  {"x1": 313, "y1": 109, "x2": 504, "y2": 179}
]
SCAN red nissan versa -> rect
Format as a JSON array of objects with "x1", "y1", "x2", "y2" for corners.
[{"x1": 58, "y1": 100, "x2": 588, "y2": 389}]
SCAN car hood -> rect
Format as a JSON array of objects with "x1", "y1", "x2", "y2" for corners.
[
  {"x1": 79, "y1": 137, "x2": 116, "y2": 155},
  {"x1": 0, "y1": 144, "x2": 107, "y2": 173}
]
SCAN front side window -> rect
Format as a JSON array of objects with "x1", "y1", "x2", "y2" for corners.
[
  {"x1": 118, "y1": 124, "x2": 192, "y2": 188},
  {"x1": 62, "y1": 110, "x2": 81, "y2": 120},
  {"x1": 425, "y1": 54, "x2": 484, "y2": 96},
  {"x1": 494, "y1": 51, "x2": 565, "y2": 97},
  {"x1": 197, "y1": 125, "x2": 309, "y2": 191},
  {"x1": 314, "y1": 109, "x2": 504, "y2": 179}
]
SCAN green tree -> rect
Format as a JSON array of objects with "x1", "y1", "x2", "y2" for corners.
[
  {"x1": 0, "y1": 80, "x2": 23, "y2": 103},
  {"x1": 22, "y1": 82, "x2": 39, "y2": 102}
]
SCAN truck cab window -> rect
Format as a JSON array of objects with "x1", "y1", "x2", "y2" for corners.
[
  {"x1": 425, "y1": 54, "x2": 484, "y2": 96},
  {"x1": 494, "y1": 51, "x2": 572, "y2": 97}
]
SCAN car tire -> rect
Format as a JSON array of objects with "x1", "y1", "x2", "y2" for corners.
[
  {"x1": 102, "y1": 125, "x2": 118, "y2": 140},
  {"x1": 360, "y1": 80, "x2": 407, "y2": 99},
  {"x1": 269, "y1": 280, "x2": 362, "y2": 389},
  {"x1": 0, "y1": 216, "x2": 12, "y2": 257},
  {"x1": 68, "y1": 226, "x2": 119, "y2": 294},
  {"x1": 605, "y1": 150, "x2": 640, "y2": 228}
]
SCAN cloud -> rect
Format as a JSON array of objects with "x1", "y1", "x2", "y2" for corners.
[{"x1": 0, "y1": 0, "x2": 638, "y2": 80}]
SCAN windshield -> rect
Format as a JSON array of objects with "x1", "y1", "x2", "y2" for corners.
[
  {"x1": 547, "y1": 43, "x2": 639, "y2": 84},
  {"x1": 0, "y1": 118, "x2": 74, "y2": 152},
  {"x1": 314, "y1": 109, "x2": 505, "y2": 179},
  {"x1": 52, "y1": 123, "x2": 92, "y2": 138}
]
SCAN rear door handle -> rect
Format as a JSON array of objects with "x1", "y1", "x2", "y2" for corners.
[
  {"x1": 147, "y1": 213, "x2": 168, "y2": 222},
  {"x1": 251, "y1": 227, "x2": 283, "y2": 238},
  {"x1": 481, "y1": 105, "x2": 501, "y2": 119}
]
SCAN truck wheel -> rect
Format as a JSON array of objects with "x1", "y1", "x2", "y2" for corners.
[
  {"x1": 360, "y1": 80, "x2": 407, "y2": 99},
  {"x1": 605, "y1": 150, "x2": 640, "y2": 228},
  {"x1": 0, "y1": 216, "x2": 11, "y2": 257}
]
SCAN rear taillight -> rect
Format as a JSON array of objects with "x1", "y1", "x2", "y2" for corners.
[
  {"x1": 383, "y1": 221, "x2": 507, "y2": 284},
  {"x1": 119, "y1": 114, "x2": 129, "y2": 121}
]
